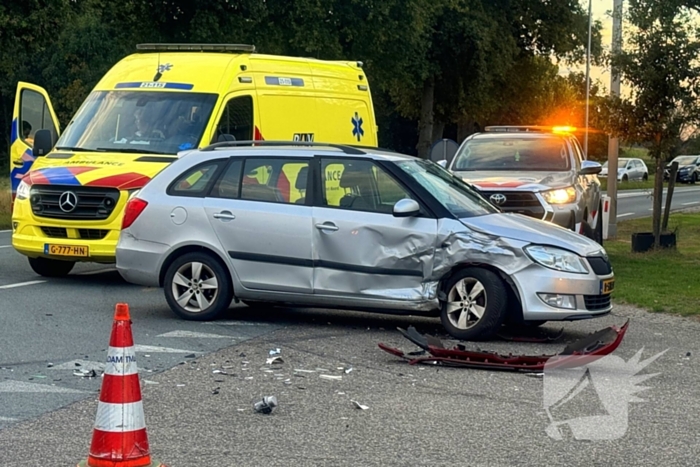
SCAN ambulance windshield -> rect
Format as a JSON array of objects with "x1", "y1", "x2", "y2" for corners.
[{"x1": 55, "y1": 91, "x2": 218, "y2": 155}]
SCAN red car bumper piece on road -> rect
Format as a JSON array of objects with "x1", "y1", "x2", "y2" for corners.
[{"x1": 378, "y1": 320, "x2": 630, "y2": 372}]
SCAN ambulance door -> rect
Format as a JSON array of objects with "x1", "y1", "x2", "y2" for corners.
[
  {"x1": 209, "y1": 93, "x2": 256, "y2": 144},
  {"x1": 314, "y1": 96, "x2": 377, "y2": 147},
  {"x1": 10, "y1": 82, "x2": 61, "y2": 198}
]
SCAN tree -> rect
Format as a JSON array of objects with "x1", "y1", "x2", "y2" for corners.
[{"x1": 604, "y1": 0, "x2": 700, "y2": 247}]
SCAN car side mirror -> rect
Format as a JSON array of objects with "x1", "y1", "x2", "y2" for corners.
[
  {"x1": 393, "y1": 199, "x2": 420, "y2": 218},
  {"x1": 32, "y1": 129, "x2": 54, "y2": 157},
  {"x1": 579, "y1": 160, "x2": 602, "y2": 176},
  {"x1": 217, "y1": 133, "x2": 236, "y2": 143}
]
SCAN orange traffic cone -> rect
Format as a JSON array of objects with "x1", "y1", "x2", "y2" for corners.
[{"x1": 78, "y1": 303, "x2": 165, "y2": 467}]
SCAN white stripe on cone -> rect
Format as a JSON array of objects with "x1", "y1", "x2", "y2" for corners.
[
  {"x1": 105, "y1": 346, "x2": 138, "y2": 376},
  {"x1": 94, "y1": 401, "x2": 146, "y2": 432}
]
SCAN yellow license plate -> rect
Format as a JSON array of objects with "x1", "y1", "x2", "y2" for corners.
[
  {"x1": 44, "y1": 244, "x2": 89, "y2": 257},
  {"x1": 601, "y1": 278, "x2": 615, "y2": 294}
]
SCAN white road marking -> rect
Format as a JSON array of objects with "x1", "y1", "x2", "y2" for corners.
[
  {"x1": 682, "y1": 202, "x2": 699, "y2": 206},
  {"x1": 0, "y1": 245, "x2": 12, "y2": 249},
  {"x1": 157, "y1": 330, "x2": 234, "y2": 339},
  {"x1": 49, "y1": 360, "x2": 106, "y2": 371},
  {"x1": 76, "y1": 268, "x2": 116, "y2": 275},
  {"x1": 0, "y1": 230, "x2": 10, "y2": 233},
  {"x1": 0, "y1": 417, "x2": 18, "y2": 422},
  {"x1": 618, "y1": 213, "x2": 634, "y2": 218},
  {"x1": 134, "y1": 344, "x2": 198, "y2": 354},
  {"x1": 0, "y1": 280, "x2": 46, "y2": 290},
  {"x1": 0, "y1": 380, "x2": 87, "y2": 394},
  {"x1": 203, "y1": 320, "x2": 269, "y2": 327}
]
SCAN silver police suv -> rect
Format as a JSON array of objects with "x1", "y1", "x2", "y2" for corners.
[
  {"x1": 116, "y1": 141, "x2": 614, "y2": 341},
  {"x1": 441, "y1": 126, "x2": 604, "y2": 244}
]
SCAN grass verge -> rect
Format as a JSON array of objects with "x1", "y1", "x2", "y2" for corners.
[
  {"x1": 606, "y1": 211, "x2": 700, "y2": 316},
  {"x1": 599, "y1": 176, "x2": 660, "y2": 192},
  {"x1": 0, "y1": 177, "x2": 10, "y2": 230}
]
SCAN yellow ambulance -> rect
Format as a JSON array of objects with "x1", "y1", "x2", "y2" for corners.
[{"x1": 9, "y1": 43, "x2": 378, "y2": 276}]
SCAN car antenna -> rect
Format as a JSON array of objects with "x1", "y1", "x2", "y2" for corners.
[{"x1": 153, "y1": 52, "x2": 162, "y2": 82}]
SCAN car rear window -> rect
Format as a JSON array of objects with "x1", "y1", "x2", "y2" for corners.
[{"x1": 453, "y1": 136, "x2": 571, "y2": 171}]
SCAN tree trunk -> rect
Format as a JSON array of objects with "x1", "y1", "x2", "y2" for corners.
[
  {"x1": 416, "y1": 78, "x2": 435, "y2": 159},
  {"x1": 652, "y1": 155, "x2": 664, "y2": 247},
  {"x1": 457, "y1": 120, "x2": 470, "y2": 143}
]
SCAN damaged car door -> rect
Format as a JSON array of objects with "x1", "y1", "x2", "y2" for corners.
[{"x1": 312, "y1": 157, "x2": 438, "y2": 301}]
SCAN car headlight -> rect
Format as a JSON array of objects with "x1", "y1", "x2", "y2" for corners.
[
  {"x1": 16, "y1": 180, "x2": 31, "y2": 200},
  {"x1": 541, "y1": 187, "x2": 576, "y2": 204},
  {"x1": 525, "y1": 245, "x2": 589, "y2": 274},
  {"x1": 680, "y1": 167, "x2": 690, "y2": 172}
]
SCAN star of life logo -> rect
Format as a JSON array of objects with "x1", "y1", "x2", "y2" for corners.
[{"x1": 543, "y1": 348, "x2": 667, "y2": 441}]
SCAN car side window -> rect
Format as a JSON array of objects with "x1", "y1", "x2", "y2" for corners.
[
  {"x1": 212, "y1": 95, "x2": 253, "y2": 143},
  {"x1": 320, "y1": 158, "x2": 412, "y2": 214},
  {"x1": 168, "y1": 160, "x2": 224, "y2": 197},
  {"x1": 210, "y1": 159, "x2": 243, "y2": 199},
  {"x1": 240, "y1": 158, "x2": 309, "y2": 204},
  {"x1": 21, "y1": 89, "x2": 58, "y2": 146}
]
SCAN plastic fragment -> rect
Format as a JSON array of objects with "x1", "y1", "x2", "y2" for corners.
[
  {"x1": 266, "y1": 356, "x2": 284, "y2": 365},
  {"x1": 320, "y1": 374, "x2": 342, "y2": 381},
  {"x1": 351, "y1": 400, "x2": 369, "y2": 410},
  {"x1": 254, "y1": 396, "x2": 278, "y2": 414},
  {"x1": 269, "y1": 348, "x2": 281, "y2": 356}
]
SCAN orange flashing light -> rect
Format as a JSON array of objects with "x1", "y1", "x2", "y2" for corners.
[{"x1": 552, "y1": 126, "x2": 577, "y2": 133}]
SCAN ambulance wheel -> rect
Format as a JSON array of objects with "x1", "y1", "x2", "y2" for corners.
[
  {"x1": 164, "y1": 252, "x2": 233, "y2": 321},
  {"x1": 440, "y1": 267, "x2": 508, "y2": 341},
  {"x1": 28, "y1": 257, "x2": 75, "y2": 277}
]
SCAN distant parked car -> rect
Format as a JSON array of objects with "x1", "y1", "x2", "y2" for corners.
[
  {"x1": 599, "y1": 158, "x2": 648, "y2": 182},
  {"x1": 116, "y1": 141, "x2": 614, "y2": 341},
  {"x1": 664, "y1": 155, "x2": 700, "y2": 184}
]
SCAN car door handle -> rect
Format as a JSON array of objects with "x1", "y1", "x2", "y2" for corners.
[
  {"x1": 213, "y1": 211, "x2": 236, "y2": 220},
  {"x1": 315, "y1": 222, "x2": 339, "y2": 231}
]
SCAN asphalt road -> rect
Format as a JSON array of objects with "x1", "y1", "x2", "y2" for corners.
[
  {"x1": 607, "y1": 185, "x2": 700, "y2": 220},
  {"x1": 1, "y1": 225, "x2": 699, "y2": 465}
]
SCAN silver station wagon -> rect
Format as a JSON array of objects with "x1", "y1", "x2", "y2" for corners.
[{"x1": 116, "y1": 142, "x2": 615, "y2": 340}]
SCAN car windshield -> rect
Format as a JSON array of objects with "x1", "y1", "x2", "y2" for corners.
[
  {"x1": 452, "y1": 136, "x2": 571, "y2": 171},
  {"x1": 672, "y1": 156, "x2": 698, "y2": 165},
  {"x1": 394, "y1": 159, "x2": 498, "y2": 218},
  {"x1": 55, "y1": 91, "x2": 218, "y2": 155}
]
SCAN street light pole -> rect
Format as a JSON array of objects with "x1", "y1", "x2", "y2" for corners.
[
  {"x1": 607, "y1": 0, "x2": 623, "y2": 238},
  {"x1": 584, "y1": 0, "x2": 592, "y2": 158}
]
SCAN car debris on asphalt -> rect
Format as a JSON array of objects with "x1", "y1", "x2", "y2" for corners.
[
  {"x1": 266, "y1": 356, "x2": 284, "y2": 365},
  {"x1": 73, "y1": 369, "x2": 98, "y2": 378},
  {"x1": 378, "y1": 321, "x2": 630, "y2": 372},
  {"x1": 254, "y1": 396, "x2": 278, "y2": 414},
  {"x1": 351, "y1": 400, "x2": 369, "y2": 410}
]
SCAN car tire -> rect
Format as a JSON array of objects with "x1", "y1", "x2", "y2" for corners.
[
  {"x1": 622, "y1": 174, "x2": 628, "y2": 182},
  {"x1": 692, "y1": 173, "x2": 697, "y2": 185},
  {"x1": 440, "y1": 267, "x2": 508, "y2": 341},
  {"x1": 164, "y1": 252, "x2": 233, "y2": 321},
  {"x1": 643, "y1": 173, "x2": 648, "y2": 181},
  {"x1": 28, "y1": 257, "x2": 75, "y2": 277}
]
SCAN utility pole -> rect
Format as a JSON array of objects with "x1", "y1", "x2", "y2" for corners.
[
  {"x1": 607, "y1": 0, "x2": 623, "y2": 238},
  {"x1": 584, "y1": 0, "x2": 592, "y2": 157}
]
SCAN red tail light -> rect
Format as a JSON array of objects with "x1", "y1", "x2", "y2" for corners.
[{"x1": 122, "y1": 198, "x2": 148, "y2": 229}]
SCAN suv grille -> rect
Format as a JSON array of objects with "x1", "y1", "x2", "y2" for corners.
[
  {"x1": 584, "y1": 294, "x2": 612, "y2": 311},
  {"x1": 30, "y1": 185, "x2": 120, "y2": 220},
  {"x1": 587, "y1": 256, "x2": 612, "y2": 275},
  {"x1": 486, "y1": 191, "x2": 545, "y2": 219}
]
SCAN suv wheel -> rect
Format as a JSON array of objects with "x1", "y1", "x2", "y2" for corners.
[
  {"x1": 440, "y1": 268, "x2": 508, "y2": 341},
  {"x1": 622, "y1": 174, "x2": 628, "y2": 182},
  {"x1": 28, "y1": 257, "x2": 75, "y2": 277},
  {"x1": 164, "y1": 252, "x2": 233, "y2": 321},
  {"x1": 642, "y1": 173, "x2": 649, "y2": 181}
]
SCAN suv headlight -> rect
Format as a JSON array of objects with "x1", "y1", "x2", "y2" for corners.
[
  {"x1": 541, "y1": 187, "x2": 576, "y2": 204},
  {"x1": 16, "y1": 180, "x2": 31, "y2": 200},
  {"x1": 525, "y1": 245, "x2": 589, "y2": 274}
]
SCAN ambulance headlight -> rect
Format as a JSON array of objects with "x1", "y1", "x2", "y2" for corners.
[{"x1": 16, "y1": 180, "x2": 31, "y2": 200}]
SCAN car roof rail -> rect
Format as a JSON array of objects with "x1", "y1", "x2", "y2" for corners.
[
  {"x1": 199, "y1": 140, "x2": 367, "y2": 155},
  {"x1": 136, "y1": 43, "x2": 256, "y2": 53},
  {"x1": 484, "y1": 125, "x2": 548, "y2": 132}
]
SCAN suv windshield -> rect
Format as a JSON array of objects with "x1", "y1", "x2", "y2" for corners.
[
  {"x1": 672, "y1": 156, "x2": 698, "y2": 165},
  {"x1": 394, "y1": 159, "x2": 498, "y2": 218},
  {"x1": 56, "y1": 91, "x2": 218, "y2": 155},
  {"x1": 452, "y1": 136, "x2": 571, "y2": 171}
]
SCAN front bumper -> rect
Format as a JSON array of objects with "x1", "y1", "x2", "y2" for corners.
[
  {"x1": 11, "y1": 193, "x2": 126, "y2": 263},
  {"x1": 511, "y1": 261, "x2": 613, "y2": 321}
]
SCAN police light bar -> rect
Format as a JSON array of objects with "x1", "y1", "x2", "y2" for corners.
[{"x1": 136, "y1": 44, "x2": 256, "y2": 53}]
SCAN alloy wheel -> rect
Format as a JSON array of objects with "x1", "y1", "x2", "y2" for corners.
[
  {"x1": 171, "y1": 261, "x2": 219, "y2": 313},
  {"x1": 445, "y1": 277, "x2": 487, "y2": 330}
]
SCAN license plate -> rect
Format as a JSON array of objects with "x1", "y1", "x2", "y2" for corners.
[
  {"x1": 601, "y1": 278, "x2": 615, "y2": 294},
  {"x1": 44, "y1": 244, "x2": 89, "y2": 257}
]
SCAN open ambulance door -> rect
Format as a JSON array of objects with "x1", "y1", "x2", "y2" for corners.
[{"x1": 10, "y1": 82, "x2": 61, "y2": 199}]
